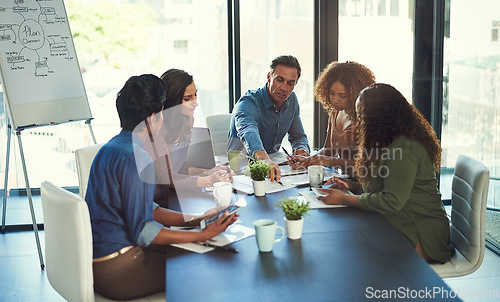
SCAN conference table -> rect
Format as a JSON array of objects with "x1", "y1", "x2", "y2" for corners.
[{"x1": 165, "y1": 185, "x2": 462, "y2": 302}]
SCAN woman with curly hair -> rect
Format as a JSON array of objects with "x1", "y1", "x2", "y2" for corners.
[
  {"x1": 317, "y1": 83, "x2": 454, "y2": 263},
  {"x1": 290, "y1": 61, "x2": 375, "y2": 177},
  {"x1": 147, "y1": 69, "x2": 233, "y2": 192}
]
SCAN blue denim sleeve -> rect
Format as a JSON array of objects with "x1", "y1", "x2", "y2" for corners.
[
  {"x1": 233, "y1": 96, "x2": 265, "y2": 156},
  {"x1": 137, "y1": 220, "x2": 163, "y2": 247}
]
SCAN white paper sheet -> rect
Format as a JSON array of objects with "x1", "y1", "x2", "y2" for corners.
[
  {"x1": 231, "y1": 175, "x2": 295, "y2": 194},
  {"x1": 279, "y1": 165, "x2": 308, "y2": 176},
  {"x1": 282, "y1": 173, "x2": 310, "y2": 186},
  {"x1": 280, "y1": 167, "x2": 339, "y2": 186},
  {"x1": 268, "y1": 151, "x2": 288, "y2": 165}
]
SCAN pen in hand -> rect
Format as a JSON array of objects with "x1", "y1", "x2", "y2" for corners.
[{"x1": 282, "y1": 147, "x2": 297, "y2": 164}]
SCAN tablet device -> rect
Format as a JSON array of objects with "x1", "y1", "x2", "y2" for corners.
[
  {"x1": 312, "y1": 187, "x2": 353, "y2": 196},
  {"x1": 200, "y1": 198, "x2": 247, "y2": 229}
]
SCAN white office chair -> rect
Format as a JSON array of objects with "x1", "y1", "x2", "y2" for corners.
[
  {"x1": 75, "y1": 143, "x2": 104, "y2": 199},
  {"x1": 205, "y1": 114, "x2": 232, "y2": 156},
  {"x1": 431, "y1": 155, "x2": 489, "y2": 278},
  {"x1": 41, "y1": 181, "x2": 165, "y2": 302}
]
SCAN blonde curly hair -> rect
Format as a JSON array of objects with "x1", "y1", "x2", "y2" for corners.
[{"x1": 314, "y1": 61, "x2": 375, "y2": 119}]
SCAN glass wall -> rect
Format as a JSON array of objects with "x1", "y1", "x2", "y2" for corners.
[
  {"x1": 0, "y1": 0, "x2": 229, "y2": 189},
  {"x1": 338, "y1": 0, "x2": 414, "y2": 102},
  {"x1": 441, "y1": 0, "x2": 500, "y2": 246},
  {"x1": 440, "y1": 0, "x2": 500, "y2": 204},
  {"x1": 239, "y1": 0, "x2": 315, "y2": 151}
]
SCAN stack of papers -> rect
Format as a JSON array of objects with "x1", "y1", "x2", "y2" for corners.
[{"x1": 170, "y1": 223, "x2": 255, "y2": 253}]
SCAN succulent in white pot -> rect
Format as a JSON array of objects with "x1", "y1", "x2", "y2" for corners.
[
  {"x1": 275, "y1": 197, "x2": 311, "y2": 239},
  {"x1": 242, "y1": 160, "x2": 272, "y2": 197}
]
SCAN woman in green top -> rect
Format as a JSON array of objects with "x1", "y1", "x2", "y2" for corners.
[{"x1": 318, "y1": 83, "x2": 454, "y2": 263}]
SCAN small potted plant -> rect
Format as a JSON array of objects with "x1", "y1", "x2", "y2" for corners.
[
  {"x1": 242, "y1": 160, "x2": 272, "y2": 196},
  {"x1": 275, "y1": 197, "x2": 311, "y2": 239}
]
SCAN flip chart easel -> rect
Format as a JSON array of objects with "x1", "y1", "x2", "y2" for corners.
[{"x1": 0, "y1": 0, "x2": 95, "y2": 269}]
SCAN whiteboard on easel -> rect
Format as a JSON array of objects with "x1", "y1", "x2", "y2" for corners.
[{"x1": 0, "y1": 0, "x2": 91, "y2": 130}]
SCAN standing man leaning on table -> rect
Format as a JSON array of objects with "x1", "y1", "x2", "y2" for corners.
[
  {"x1": 85, "y1": 74, "x2": 238, "y2": 300},
  {"x1": 228, "y1": 55, "x2": 310, "y2": 182}
]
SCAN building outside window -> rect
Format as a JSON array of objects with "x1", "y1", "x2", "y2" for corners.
[
  {"x1": 492, "y1": 21, "x2": 499, "y2": 42},
  {"x1": 441, "y1": 0, "x2": 500, "y2": 247},
  {"x1": 338, "y1": 0, "x2": 414, "y2": 102},
  {"x1": 239, "y1": 0, "x2": 314, "y2": 152}
]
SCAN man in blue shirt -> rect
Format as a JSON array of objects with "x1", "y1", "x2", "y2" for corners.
[
  {"x1": 228, "y1": 55, "x2": 310, "y2": 181},
  {"x1": 86, "y1": 74, "x2": 238, "y2": 300}
]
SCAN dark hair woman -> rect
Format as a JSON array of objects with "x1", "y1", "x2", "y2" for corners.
[
  {"x1": 149, "y1": 69, "x2": 233, "y2": 192},
  {"x1": 317, "y1": 83, "x2": 454, "y2": 264}
]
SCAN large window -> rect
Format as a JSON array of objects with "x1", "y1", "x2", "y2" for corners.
[
  {"x1": 239, "y1": 0, "x2": 315, "y2": 151},
  {"x1": 339, "y1": 0, "x2": 414, "y2": 101},
  {"x1": 0, "y1": 0, "x2": 229, "y2": 190},
  {"x1": 441, "y1": 0, "x2": 500, "y2": 246},
  {"x1": 0, "y1": 0, "x2": 315, "y2": 191}
]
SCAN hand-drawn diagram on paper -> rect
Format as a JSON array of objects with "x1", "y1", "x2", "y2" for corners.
[{"x1": 0, "y1": 0, "x2": 85, "y2": 105}]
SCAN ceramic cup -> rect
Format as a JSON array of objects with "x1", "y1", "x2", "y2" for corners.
[
  {"x1": 228, "y1": 150, "x2": 245, "y2": 172},
  {"x1": 253, "y1": 219, "x2": 285, "y2": 252},
  {"x1": 308, "y1": 165, "x2": 324, "y2": 188},
  {"x1": 213, "y1": 182, "x2": 232, "y2": 206}
]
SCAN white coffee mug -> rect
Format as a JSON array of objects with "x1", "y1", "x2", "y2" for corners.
[
  {"x1": 308, "y1": 165, "x2": 324, "y2": 188},
  {"x1": 253, "y1": 219, "x2": 285, "y2": 252},
  {"x1": 213, "y1": 182, "x2": 232, "y2": 206}
]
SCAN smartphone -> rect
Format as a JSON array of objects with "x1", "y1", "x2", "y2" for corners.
[
  {"x1": 313, "y1": 187, "x2": 353, "y2": 196},
  {"x1": 200, "y1": 198, "x2": 247, "y2": 229},
  {"x1": 312, "y1": 187, "x2": 327, "y2": 197}
]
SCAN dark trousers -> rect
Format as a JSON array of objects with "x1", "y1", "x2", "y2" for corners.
[{"x1": 93, "y1": 245, "x2": 166, "y2": 300}]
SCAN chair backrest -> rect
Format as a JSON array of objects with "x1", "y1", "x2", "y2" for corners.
[
  {"x1": 450, "y1": 154, "x2": 489, "y2": 269},
  {"x1": 41, "y1": 181, "x2": 95, "y2": 302},
  {"x1": 205, "y1": 114, "x2": 232, "y2": 156},
  {"x1": 75, "y1": 143, "x2": 104, "y2": 199}
]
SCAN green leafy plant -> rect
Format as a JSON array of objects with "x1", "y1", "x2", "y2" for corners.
[
  {"x1": 242, "y1": 160, "x2": 272, "y2": 181},
  {"x1": 275, "y1": 197, "x2": 311, "y2": 221}
]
